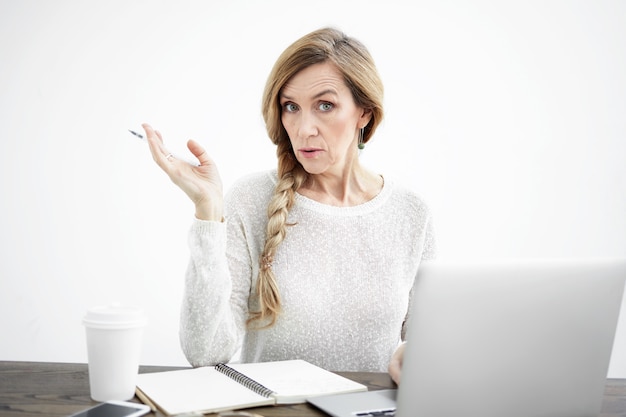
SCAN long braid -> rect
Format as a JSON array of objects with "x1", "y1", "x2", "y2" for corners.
[{"x1": 247, "y1": 141, "x2": 306, "y2": 328}]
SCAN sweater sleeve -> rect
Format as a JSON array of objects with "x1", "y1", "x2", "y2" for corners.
[
  {"x1": 421, "y1": 212, "x2": 437, "y2": 261},
  {"x1": 401, "y1": 208, "x2": 437, "y2": 341},
  {"x1": 179, "y1": 218, "x2": 249, "y2": 367}
]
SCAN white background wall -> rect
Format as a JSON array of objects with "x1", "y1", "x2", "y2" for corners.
[{"x1": 1, "y1": 0, "x2": 625, "y2": 377}]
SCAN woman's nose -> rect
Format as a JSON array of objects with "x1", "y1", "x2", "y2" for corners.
[{"x1": 297, "y1": 111, "x2": 318, "y2": 139}]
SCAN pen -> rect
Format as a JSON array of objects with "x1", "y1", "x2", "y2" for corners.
[
  {"x1": 128, "y1": 129, "x2": 147, "y2": 141},
  {"x1": 128, "y1": 129, "x2": 199, "y2": 166}
]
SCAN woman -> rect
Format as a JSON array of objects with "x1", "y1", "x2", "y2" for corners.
[{"x1": 143, "y1": 27, "x2": 435, "y2": 384}]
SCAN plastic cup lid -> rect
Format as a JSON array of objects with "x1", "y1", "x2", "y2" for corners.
[{"x1": 83, "y1": 303, "x2": 147, "y2": 329}]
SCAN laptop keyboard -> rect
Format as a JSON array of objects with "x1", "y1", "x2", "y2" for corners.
[{"x1": 354, "y1": 408, "x2": 396, "y2": 416}]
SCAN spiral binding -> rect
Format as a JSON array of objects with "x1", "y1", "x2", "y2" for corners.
[{"x1": 215, "y1": 363, "x2": 276, "y2": 398}]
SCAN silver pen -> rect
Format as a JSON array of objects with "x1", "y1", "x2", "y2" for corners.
[{"x1": 129, "y1": 129, "x2": 199, "y2": 165}]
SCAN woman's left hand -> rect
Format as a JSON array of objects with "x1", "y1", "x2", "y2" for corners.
[{"x1": 388, "y1": 342, "x2": 405, "y2": 385}]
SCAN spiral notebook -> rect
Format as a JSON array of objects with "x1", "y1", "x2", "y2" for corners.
[{"x1": 135, "y1": 359, "x2": 367, "y2": 415}]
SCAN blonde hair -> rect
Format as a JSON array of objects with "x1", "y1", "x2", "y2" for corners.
[{"x1": 248, "y1": 27, "x2": 384, "y2": 328}]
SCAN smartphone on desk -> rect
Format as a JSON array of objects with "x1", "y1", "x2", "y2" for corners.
[{"x1": 68, "y1": 400, "x2": 150, "y2": 417}]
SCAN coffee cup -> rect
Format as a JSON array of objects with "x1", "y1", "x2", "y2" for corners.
[{"x1": 83, "y1": 304, "x2": 147, "y2": 401}]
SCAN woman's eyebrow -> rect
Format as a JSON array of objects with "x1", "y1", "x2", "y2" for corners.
[
  {"x1": 280, "y1": 89, "x2": 338, "y2": 102},
  {"x1": 312, "y1": 89, "x2": 338, "y2": 99}
]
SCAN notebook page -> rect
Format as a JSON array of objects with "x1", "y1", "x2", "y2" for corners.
[
  {"x1": 228, "y1": 359, "x2": 367, "y2": 404},
  {"x1": 136, "y1": 367, "x2": 274, "y2": 415}
]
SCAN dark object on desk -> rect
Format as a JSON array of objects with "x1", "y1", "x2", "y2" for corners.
[{"x1": 67, "y1": 401, "x2": 150, "y2": 417}]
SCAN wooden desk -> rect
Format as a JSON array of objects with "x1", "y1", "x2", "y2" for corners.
[{"x1": 0, "y1": 361, "x2": 624, "y2": 417}]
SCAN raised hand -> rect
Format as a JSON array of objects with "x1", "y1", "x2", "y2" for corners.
[{"x1": 142, "y1": 123, "x2": 223, "y2": 221}]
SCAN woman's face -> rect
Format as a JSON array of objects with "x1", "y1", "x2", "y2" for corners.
[{"x1": 279, "y1": 62, "x2": 371, "y2": 176}]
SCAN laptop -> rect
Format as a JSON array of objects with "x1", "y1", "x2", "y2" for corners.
[{"x1": 308, "y1": 258, "x2": 626, "y2": 417}]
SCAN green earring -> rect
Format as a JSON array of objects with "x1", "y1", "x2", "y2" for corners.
[{"x1": 358, "y1": 128, "x2": 365, "y2": 150}]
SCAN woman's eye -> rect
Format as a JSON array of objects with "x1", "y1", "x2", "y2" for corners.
[
  {"x1": 283, "y1": 103, "x2": 298, "y2": 113},
  {"x1": 319, "y1": 102, "x2": 333, "y2": 111}
]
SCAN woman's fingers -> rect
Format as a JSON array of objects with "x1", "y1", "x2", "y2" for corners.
[
  {"x1": 142, "y1": 123, "x2": 172, "y2": 168},
  {"x1": 187, "y1": 139, "x2": 212, "y2": 166},
  {"x1": 143, "y1": 124, "x2": 201, "y2": 167}
]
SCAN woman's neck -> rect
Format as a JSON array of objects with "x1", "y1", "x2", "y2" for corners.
[{"x1": 298, "y1": 166, "x2": 383, "y2": 207}]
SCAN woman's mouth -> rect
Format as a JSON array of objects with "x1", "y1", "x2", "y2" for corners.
[{"x1": 298, "y1": 148, "x2": 323, "y2": 158}]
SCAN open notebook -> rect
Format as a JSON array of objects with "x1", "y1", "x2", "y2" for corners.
[{"x1": 135, "y1": 359, "x2": 367, "y2": 415}]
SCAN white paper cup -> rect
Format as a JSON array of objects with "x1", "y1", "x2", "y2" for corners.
[{"x1": 83, "y1": 304, "x2": 147, "y2": 401}]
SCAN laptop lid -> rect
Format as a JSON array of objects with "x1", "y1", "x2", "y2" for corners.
[{"x1": 396, "y1": 258, "x2": 626, "y2": 417}]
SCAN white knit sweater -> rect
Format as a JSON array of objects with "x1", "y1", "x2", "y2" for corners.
[{"x1": 180, "y1": 170, "x2": 436, "y2": 372}]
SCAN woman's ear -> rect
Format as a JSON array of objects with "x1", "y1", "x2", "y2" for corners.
[{"x1": 359, "y1": 108, "x2": 373, "y2": 129}]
